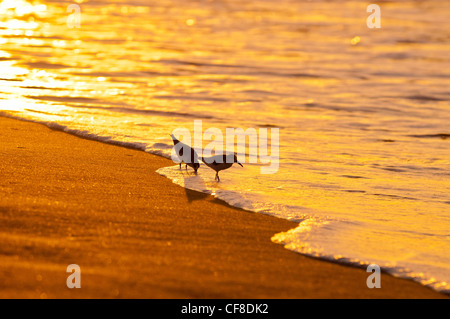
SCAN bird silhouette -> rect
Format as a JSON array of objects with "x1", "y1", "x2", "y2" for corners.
[
  {"x1": 201, "y1": 153, "x2": 243, "y2": 182},
  {"x1": 170, "y1": 134, "x2": 200, "y2": 173}
]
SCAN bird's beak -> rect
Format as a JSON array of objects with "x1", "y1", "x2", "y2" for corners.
[{"x1": 237, "y1": 161, "x2": 243, "y2": 167}]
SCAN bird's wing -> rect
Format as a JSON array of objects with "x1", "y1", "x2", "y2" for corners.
[
  {"x1": 178, "y1": 143, "x2": 200, "y2": 163},
  {"x1": 201, "y1": 156, "x2": 217, "y2": 165},
  {"x1": 191, "y1": 149, "x2": 199, "y2": 162}
]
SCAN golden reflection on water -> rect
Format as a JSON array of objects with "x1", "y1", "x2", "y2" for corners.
[{"x1": 1, "y1": 0, "x2": 450, "y2": 291}]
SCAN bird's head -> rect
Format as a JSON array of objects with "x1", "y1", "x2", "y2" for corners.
[
  {"x1": 193, "y1": 162, "x2": 200, "y2": 173},
  {"x1": 170, "y1": 133, "x2": 179, "y2": 145}
]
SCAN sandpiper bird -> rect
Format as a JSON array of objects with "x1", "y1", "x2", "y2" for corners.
[
  {"x1": 201, "y1": 154, "x2": 243, "y2": 182},
  {"x1": 170, "y1": 134, "x2": 200, "y2": 173}
]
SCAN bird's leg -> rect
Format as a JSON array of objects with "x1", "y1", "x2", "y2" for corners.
[
  {"x1": 216, "y1": 172, "x2": 220, "y2": 182},
  {"x1": 185, "y1": 164, "x2": 188, "y2": 170},
  {"x1": 179, "y1": 163, "x2": 181, "y2": 170}
]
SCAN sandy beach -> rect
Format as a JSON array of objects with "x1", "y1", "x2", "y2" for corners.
[{"x1": 0, "y1": 116, "x2": 446, "y2": 299}]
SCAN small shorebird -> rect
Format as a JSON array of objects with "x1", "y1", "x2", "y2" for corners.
[
  {"x1": 170, "y1": 134, "x2": 200, "y2": 173},
  {"x1": 201, "y1": 154, "x2": 243, "y2": 182}
]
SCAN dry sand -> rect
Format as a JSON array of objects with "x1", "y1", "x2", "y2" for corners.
[{"x1": 0, "y1": 116, "x2": 446, "y2": 298}]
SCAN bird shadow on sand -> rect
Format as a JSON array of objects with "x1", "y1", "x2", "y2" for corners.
[
  {"x1": 157, "y1": 164, "x2": 252, "y2": 210},
  {"x1": 181, "y1": 173, "x2": 211, "y2": 203},
  {"x1": 184, "y1": 187, "x2": 210, "y2": 203},
  {"x1": 181, "y1": 172, "x2": 253, "y2": 213}
]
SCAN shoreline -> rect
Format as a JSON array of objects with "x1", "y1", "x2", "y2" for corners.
[{"x1": 0, "y1": 115, "x2": 446, "y2": 298}]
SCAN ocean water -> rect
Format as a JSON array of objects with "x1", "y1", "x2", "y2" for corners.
[{"x1": 0, "y1": 0, "x2": 449, "y2": 293}]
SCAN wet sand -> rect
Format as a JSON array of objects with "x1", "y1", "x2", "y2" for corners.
[{"x1": 0, "y1": 116, "x2": 446, "y2": 298}]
